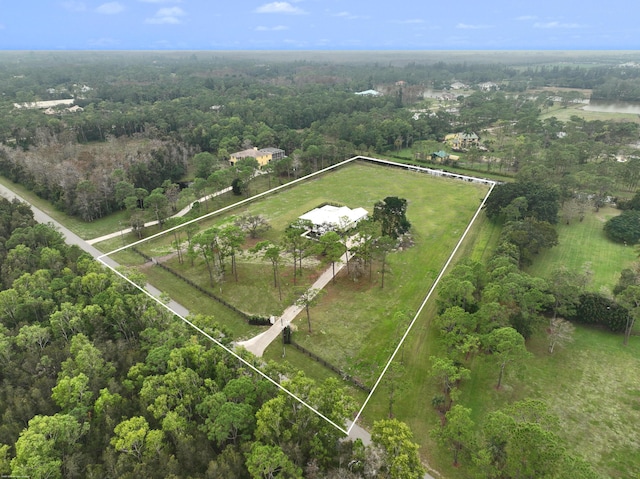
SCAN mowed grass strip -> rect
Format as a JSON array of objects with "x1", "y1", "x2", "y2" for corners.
[
  {"x1": 526, "y1": 206, "x2": 637, "y2": 290},
  {"x1": 140, "y1": 264, "x2": 263, "y2": 339}
]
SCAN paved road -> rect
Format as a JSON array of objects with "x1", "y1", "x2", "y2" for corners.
[{"x1": 0, "y1": 183, "x2": 190, "y2": 317}]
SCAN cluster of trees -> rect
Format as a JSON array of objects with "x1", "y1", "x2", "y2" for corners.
[
  {"x1": 604, "y1": 189, "x2": 640, "y2": 245},
  {"x1": 429, "y1": 248, "x2": 601, "y2": 477},
  {"x1": 0, "y1": 196, "x2": 427, "y2": 478},
  {"x1": 0, "y1": 137, "x2": 190, "y2": 221},
  {"x1": 435, "y1": 399, "x2": 599, "y2": 478},
  {"x1": 426, "y1": 173, "x2": 640, "y2": 476}
]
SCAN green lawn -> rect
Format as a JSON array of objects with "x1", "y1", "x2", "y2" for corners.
[
  {"x1": 178, "y1": 163, "x2": 486, "y2": 381},
  {"x1": 526, "y1": 206, "x2": 637, "y2": 291},
  {"x1": 446, "y1": 326, "x2": 640, "y2": 479},
  {"x1": 111, "y1": 159, "x2": 489, "y2": 389}
]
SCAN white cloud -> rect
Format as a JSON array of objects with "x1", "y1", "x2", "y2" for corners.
[
  {"x1": 139, "y1": 0, "x2": 182, "y2": 3},
  {"x1": 256, "y1": 25, "x2": 289, "y2": 31},
  {"x1": 61, "y1": 1, "x2": 86, "y2": 12},
  {"x1": 96, "y1": 2, "x2": 124, "y2": 14},
  {"x1": 393, "y1": 19, "x2": 424, "y2": 24},
  {"x1": 456, "y1": 23, "x2": 493, "y2": 29},
  {"x1": 145, "y1": 6, "x2": 186, "y2": 24},
  {"x1": 332, "y1": 11, "x2": 369, "y2": 20},
  {"x1": 534, "y1": 21, "x2": 583, "y2": 29},
  {"x1": 255, "y1": 2, "x2": 306, "y2": 14}
]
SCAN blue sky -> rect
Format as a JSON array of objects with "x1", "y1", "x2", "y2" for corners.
[{"x1": 1, "y1": 0, "x2": 638, "y2": 50}]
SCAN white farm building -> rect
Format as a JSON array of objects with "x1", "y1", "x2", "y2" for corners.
[{"x1": 299, "y1": 205, "x2": 368, "y2": 235}]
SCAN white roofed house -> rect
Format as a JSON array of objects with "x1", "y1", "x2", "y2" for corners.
[{"x1": 298, "y1": 205, "x2": 368, "y2": 236}]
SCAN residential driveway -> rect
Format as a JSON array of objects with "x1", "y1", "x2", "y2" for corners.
[{"x1": 235, "y1": 250, "x2": 351, "y2": 356}]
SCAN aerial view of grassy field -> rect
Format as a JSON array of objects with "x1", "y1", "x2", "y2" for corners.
[
  {"x1": 116, "y1": 160, "x2": 490, "y2": 382},
  {"x1": 527, "y1": 205, "x2": 637, "y2": 290}
]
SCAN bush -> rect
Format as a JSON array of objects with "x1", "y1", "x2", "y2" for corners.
[
  {"x1": 248, "y1": 315, "x2": 271, "y2": 326},
  {"x1": 604, "y1": 210, "x2": 640, "y2": 244},
  {"x1": 570, "y1": 293, "x2": 629, "y2": 333}
]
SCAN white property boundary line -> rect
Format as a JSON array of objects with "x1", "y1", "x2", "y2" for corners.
[{"x1": 98, "y1": 156, "x2": 496, "y2": 436}]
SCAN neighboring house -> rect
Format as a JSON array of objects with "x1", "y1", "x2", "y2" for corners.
[
  {"x1": 229, "y1": 147, "x2": 286, "y2": 168},
  {"x1": 450, "y1": 81, "x2": 468, "y2": 90},
  {"x1": 445, "y1": 132, "x2": 479, "y2": 150},
  {"x1": 67, "y1": 105, "x2": 84, "y2": 113},
  {"x1": 299, "y1": 205, "x2": 368, "y2": 236},
  {"x1": 355, "y1": 89, "x2": 382, "y2": 96},
  {"x1": 478, "y1": 81, "x2": 499, "y2": 91}
]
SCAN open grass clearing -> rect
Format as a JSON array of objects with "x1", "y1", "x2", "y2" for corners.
[
  {"x1": 539, "y1": 102, "x2": 640, "y2": 123},
  {"x1": 141, "y1": 264, "x2": 262, "y2": 339},
  {"x1": 108, "y1": 158, "x2": 490, "y2": 412},
  {"x1": 163, "y1": 254, "x2": 323, "y2": 318},
  {"x1": 526, "y1": 205, "x2": 637, "y2": 291}
]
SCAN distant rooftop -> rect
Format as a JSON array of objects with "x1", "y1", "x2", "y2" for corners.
[{"x1": 355, "y1": 89, "x2": 382, "y2": 96}]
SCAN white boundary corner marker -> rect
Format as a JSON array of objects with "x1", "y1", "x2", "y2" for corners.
[{"x1": 98, "y1": 156, "x2": 496, "y2": 436}]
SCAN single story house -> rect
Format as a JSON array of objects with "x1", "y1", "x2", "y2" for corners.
[
  {"x1": 478, "y1": 81, "x2": 499, "y2": 91},
  {"x1": 229, "y1": 147, "x2": 286, "y2": 168},
  {"x1": 299, "y1": 205, "x2": 368, "y2": 236}
]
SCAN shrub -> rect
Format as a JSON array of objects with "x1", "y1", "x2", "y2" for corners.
[{"x1": 604, "y1": 210, "x2": 640, "y2": 244}]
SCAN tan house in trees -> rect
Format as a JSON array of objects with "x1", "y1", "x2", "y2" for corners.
[
  {"x1": 445, "y1": 132, "x2": 479, "y2": 151},
  {"x1": 229, "y1": 147, "x2": 286, "y2": 168}
]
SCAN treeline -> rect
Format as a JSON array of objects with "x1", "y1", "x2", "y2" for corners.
[
  {"x1": 3, "y1": 52, "x2": 640, "y2": 225},
  {"x1": 592, "y1": 77, "x2": 640, "y2": 102}
]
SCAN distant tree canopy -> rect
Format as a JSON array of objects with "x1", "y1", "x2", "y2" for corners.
[
  {"x1": 373, "y1": 196, "x2": 411, "y2": 239},
  {"x1": 484, "y1": 181, "x2": 560, "y2": 224}
]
